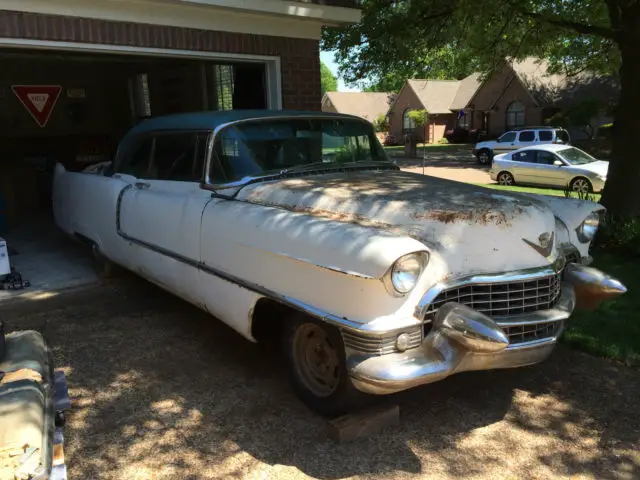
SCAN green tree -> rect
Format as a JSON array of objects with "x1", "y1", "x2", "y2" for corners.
[
  {"x1": 373, "y1": 114, "x2": 389, "y2": 132},
  {"x1": 322, "y1": 0, "x2": 640, "y2": 216},
  {"x1": 320, "y1": 61, "x2": 338, "y2": 96},
  {"x1": 408, "y1": 109, "x2": 429, "y2": 158}
]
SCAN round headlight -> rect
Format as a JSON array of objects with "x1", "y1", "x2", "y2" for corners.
[
  {"x1": 390, "y1": 253, "x2": 426, "y2": 295},
  {"x1": 576, "y1": 211, "x2": 600, "y2": 243}
]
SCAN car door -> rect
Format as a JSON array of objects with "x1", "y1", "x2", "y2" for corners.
[
  {"x1": 493, "y1": 131, "x2": 517, "y2": 154},
  {"x1": 532, "y1": 150, "x2": 568, "y2": 187},
  {"x1": 510, "y1": 150, "x2": 537, "y2": 183},
  {"x1": 117, "y1": 131, "x2": 213, "y2": 306}
]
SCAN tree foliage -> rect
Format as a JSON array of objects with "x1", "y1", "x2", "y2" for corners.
[
  {"x1": 407, "y1": 109, "x2": 429, "y2": 127},
  {"x1": 320, "y1": 62, "x2": 338, "y2": 96},
  {"x1": 322, "y1": 0, "x2": 640, "y2": 217},
  {"x1": 322, "y1": 0, "x2": 618, "y2": 85},
  {"x1": 373, "y1": 114, "x2": 389, "y2": 132}
]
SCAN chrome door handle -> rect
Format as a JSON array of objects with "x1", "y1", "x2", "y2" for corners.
[{"x1": 135, "y1": 182, "x2": 150, "y2": 190}]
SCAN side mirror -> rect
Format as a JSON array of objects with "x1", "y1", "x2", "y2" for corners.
[{"x1": 553, "y1": 160, "x2": 564, "y2": 167}]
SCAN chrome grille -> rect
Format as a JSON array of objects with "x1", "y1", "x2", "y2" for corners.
[
  {"x1": 342, "y1": 329, "x2": 422, "y2": 355},
  {"x1": 502, "y1": 321, "x2": 561, "y2": 344},
  {"x1": 423, "y1": 273, "x2": 563, "y2": 324}
]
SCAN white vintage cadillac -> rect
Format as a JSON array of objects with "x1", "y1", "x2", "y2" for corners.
[{"x1": 52, "y1": 111, "x2": 626, "y2": 417}]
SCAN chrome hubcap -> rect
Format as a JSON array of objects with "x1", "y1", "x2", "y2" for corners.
[
  {"x1": 293, "y1": 324, "x2": 340, "y2": 397},
  {"x1": 572, "y1": 179, "x2": 590, "y2": 193},
  {"x1": 499, "y1": 174, "x2": 513, "y2": 185}
]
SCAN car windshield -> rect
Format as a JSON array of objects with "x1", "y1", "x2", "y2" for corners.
[
  {"x1": 557, "y1": 147, "x2": 596, "y2": 165},
  {"x1": 211, "y1": 118, "x2": 388, "y2": 182}
]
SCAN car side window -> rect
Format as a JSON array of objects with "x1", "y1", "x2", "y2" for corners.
[
  {"x1": 538, "y1": 131, "x2": 552, "y2": 141},
  {"x1": 518, "y1": 131, "x2": 535, "y2": 142},
  {"x1": 499, "y1": 132, "x2": 517, "y2": 143},
  {"x1": 118, "y1": 136, "x2": 154, "y2": 177},
  {"x1": 149, "y1": 132, "x2": 199, "y2": 181},
  {"x1": 513, "y1": 151, "x2": 535, "y2": 163},
  {"x1": 536, "y1": 151, "x2": 558, "y2": 165}
]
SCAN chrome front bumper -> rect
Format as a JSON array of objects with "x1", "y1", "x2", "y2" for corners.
[{"x1": 348, "y1": 264, "x2": 627, "y2": 395}]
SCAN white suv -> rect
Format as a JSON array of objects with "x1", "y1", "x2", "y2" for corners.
[{"x1": 473, "y1": 127, "x2": 571, "y2": 165}]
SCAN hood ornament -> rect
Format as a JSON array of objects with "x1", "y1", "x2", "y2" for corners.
[{"x1": 523, "y1": 232, "x2": 554, "y2": 258}]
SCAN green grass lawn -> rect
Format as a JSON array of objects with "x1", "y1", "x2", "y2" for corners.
[
  {"x1": 562, "y1": 253, "x2": 640, "y2": 366},
  {"x1": 472, "y1": 183, "x2": 636, "y2": 365},
  {"x1": 475, "y1": 183, "x2": 602, "y2": 202}
]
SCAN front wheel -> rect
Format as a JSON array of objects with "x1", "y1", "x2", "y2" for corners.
[
  {"x1": 283, "y1": 315, "x2": 368, "y2": 418},
  {"x1": 497, "y1": 171, "x2": 515, "y2": 186},
  {"x1": 476, "y1": 149, "x2": 492, "y2": 165}
]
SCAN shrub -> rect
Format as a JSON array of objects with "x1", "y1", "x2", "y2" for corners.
[
  {"x1": 593, "y1": 215, "x2": 640, "y2": 257},
  {"x1": 437, "y1": 137, "x2": 449, "y2": 145},
  {"x1": 598, "y1": 123, "x2": 614, "y2": 139}
]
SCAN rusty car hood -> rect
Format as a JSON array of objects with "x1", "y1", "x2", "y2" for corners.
[{"x1": 236, "y1": 169, "x2": 565, "y2": 274}]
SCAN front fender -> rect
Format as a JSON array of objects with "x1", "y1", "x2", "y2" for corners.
[{"x1": 516, "y1": 194, "x2": 604, "y2": 259}]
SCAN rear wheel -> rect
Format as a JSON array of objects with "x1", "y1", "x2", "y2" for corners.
[
  {"x1": 497, "y1": 171, "x2": 515, "y2": 186},
  {"x1": 283, "y1": 315, "x2": 368, "y2": 418},
  {"x1": 476, "y1": 149, "x2": 492, "y2": 165},
  {"x1": 570, "y1": 177, "x2": 593, "y2": 194}
]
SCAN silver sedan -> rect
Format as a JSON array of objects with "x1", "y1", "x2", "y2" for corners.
[{"x1": 490, "y1": 144, "x2": 608, "y2": 193}]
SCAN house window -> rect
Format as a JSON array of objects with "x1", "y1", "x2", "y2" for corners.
[
  {"x1": 457, "y1": 110, "x2": 470, "y2": 129},
  {"x1": 403, "y1": 109, "x2": 416, "y2": 131},
  {"x1": 506, "y1": 101, "x2": 525, "y2": 129}
]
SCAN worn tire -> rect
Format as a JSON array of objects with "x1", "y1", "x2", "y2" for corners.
[
  {"x1": 476, "y1": 149, "x2": 492, "y2": 165},
  {"x1": 282, "y1": 314, "x2": 370, "y2": 418}
]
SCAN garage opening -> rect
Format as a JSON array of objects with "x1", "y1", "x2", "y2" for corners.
[{"x1": 0, "y1": 47, "x2": 274, "y2": 302}]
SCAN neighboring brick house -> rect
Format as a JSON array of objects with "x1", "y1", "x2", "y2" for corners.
[
  {"x1": 389, "y1": 57, "x2": 617, "y2": 143},
  {"x1": 321, "y1": 91, "x2": 394, "y2": 123},
  {"x1": 467, "y1": 58, "x2": 617, "y2": 138},
  {"x1": 387, "y1": 74, "x2": 481, "y2": 144}
]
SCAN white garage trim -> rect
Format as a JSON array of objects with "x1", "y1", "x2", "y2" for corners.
[
  {"x1": 0, "y1": 0, "x2": 334, "y2": 40},
  {"x1": 0, "y1": 38, "x2": 283, "y2": 110}
]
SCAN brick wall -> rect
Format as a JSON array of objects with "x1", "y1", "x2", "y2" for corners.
[
  {"x1": 469, "y1": 66, "x2": 540, "y2": 135},
  {"x1": 388, "y1": 85, "x2": 424, "y2": 142},
  {"x1": 0, "y1": 10, "x2": 321, "y2": 111}
]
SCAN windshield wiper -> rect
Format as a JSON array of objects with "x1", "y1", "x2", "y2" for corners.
[{"x1": 280, "y1": 160, "x2": 391, "y2": 175}]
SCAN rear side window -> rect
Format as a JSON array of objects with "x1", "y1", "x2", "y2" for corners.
[
  {"x1": 518, "y1": 131, "x2": 535, "y2": 142},
  {"x1": 118, "y1": 136, "x2": 154, "y2": 177},
  {"x1": 150, "y1": 133, "x2": 199, "y2": 181},
  {"x1": 538, "y1": 130, "x2": 553, "y2": 141},
  {"x1": 513, "y1": 151, "x2": 536, "y2": 163}
]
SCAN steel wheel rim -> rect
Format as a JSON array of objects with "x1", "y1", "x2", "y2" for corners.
[
  {"x1": 499, "y1": 173, "x2": 513, "y2": 186},
  {"x1": 292, "y1": 324, "x2": 340, "y2": 397},
  {"x1": 572, "y1": 179, "x2": 590, "y2": 193}
]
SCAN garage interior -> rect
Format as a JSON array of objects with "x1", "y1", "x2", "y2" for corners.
[{"x1": 0, "y1": 47, "x2": 270, "y2": 302}]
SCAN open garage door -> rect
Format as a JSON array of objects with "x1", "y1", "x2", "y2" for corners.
[{"x1": 0, "y1": 46, "x2": 277, "y2": 300}]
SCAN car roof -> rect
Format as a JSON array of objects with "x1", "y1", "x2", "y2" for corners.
[
  {"x1": 517, "y1": 144, "x2": 573, "y2": 152},
  {"x1": 125, "y1": 110, "x2": 365, "y2": 137},
  {"x1": 507, "y1": 126, "x2": 566, "y2": 131}
]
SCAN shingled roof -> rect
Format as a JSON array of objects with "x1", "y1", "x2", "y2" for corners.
[{"x1": 323, "y1": 91, "x2": 395, "y2": 122}]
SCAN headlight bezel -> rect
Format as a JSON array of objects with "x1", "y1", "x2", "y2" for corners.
[
  {"x1": 575, "y1": 211, "x2": 601, "y2": 243},
  {"x1": 383, "y1": 251, "x2": 429, "y2": 297}
]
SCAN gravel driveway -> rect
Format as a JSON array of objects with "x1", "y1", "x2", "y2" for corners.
[
  {"x1": 5, "y1": 278, "x2": 639, "y2": 480},
  {"x1": 391, "y1": 147, "x2": 492, "y2": 184}
]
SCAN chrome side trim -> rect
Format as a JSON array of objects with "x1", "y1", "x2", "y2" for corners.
[{"x1": 415, "y1": 265, "x2": 562, "y2": 320}]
